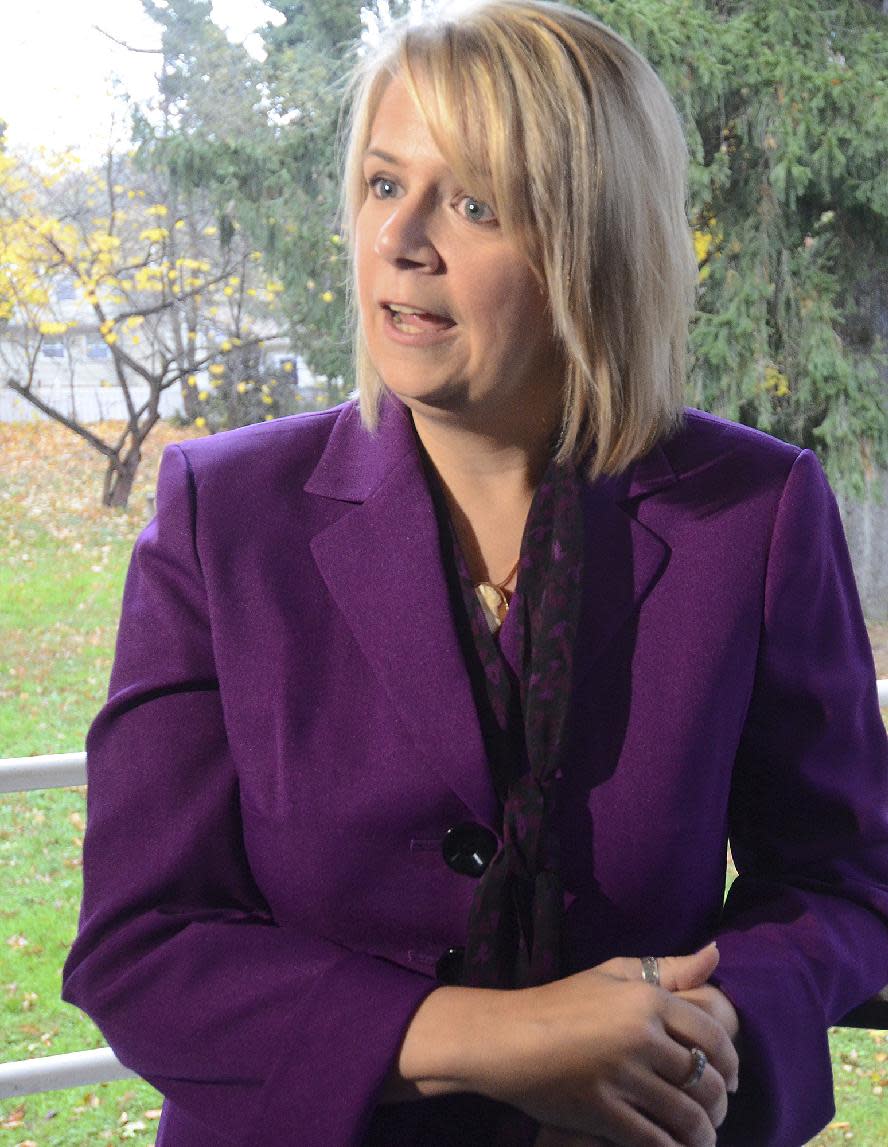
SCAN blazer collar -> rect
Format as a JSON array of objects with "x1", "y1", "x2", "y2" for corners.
[
  {"x1": 303, "y1": 396, "x2": 416, "y2": 502},
  {"x1": 304, "y1": 396, "x2": 680, "y2": 502}
]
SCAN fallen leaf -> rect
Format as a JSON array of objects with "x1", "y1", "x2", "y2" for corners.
[{"x1": 0, "y1": 1104, "x2": 25, "y2": 1129}]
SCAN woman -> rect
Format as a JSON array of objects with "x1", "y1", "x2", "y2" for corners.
[{"x1": 61, "y1": 3, "x2": 888, "y2": 1146}]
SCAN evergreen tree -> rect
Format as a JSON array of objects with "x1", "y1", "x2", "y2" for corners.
[
  {"x1": 136, "y1": 0, "x2": 363, "y2": 394},
  {"x1": 135, "y1": 0, "x2": 887, "y2": 492},
  {"x1": 577, "y1": 0, "x2": 888, "y2": 493}
]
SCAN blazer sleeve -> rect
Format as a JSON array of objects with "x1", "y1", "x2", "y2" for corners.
[
  {"x1": 61, "y1": 443, "x2": 438, "y2": 1147},
  {"x1": 709, "y1": 448, "x2": 888, "y2": 1147}
]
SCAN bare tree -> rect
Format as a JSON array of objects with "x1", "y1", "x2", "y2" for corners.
[{"x1": 0, "y1": 149, "x2": 283, "y2": 506}]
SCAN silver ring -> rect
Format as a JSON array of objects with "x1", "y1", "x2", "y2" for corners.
[
  {"x1": 682, "y1": 1047, "x2": 708, "y2": 1090},
  {"x1": 640, "y1": 956, "x2": 660, "y2": 986}
]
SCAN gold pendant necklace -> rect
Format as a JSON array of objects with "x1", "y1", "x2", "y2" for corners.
[{"x1": 474, "y1": 556, "x2": 520, "y2": 634}]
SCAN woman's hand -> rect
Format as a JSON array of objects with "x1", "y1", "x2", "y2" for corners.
[
  {"x1": 389, "y1": 945, "x2": 739, "y2": 1144},
  {"x1": 529, "y1": 946, "x2": 741, "y2": 1147},
  {"x1": 468, "y1": 945, "x2": 739, "y2": 1146},
  {"x1": 595, "y1": 949, "x2": 740, "y2": 1050}
]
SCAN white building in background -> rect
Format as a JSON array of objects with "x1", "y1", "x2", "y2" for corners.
[{"x1": 0, "y1": 334, "x2": 185, "y2": 423}]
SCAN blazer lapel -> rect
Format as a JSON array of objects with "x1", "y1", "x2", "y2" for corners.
[
  {"x1": 305, "y1": 399, "x2": 501, "y2": 829},
  {"x1": 572, "y1": 444, "x2": 677, "y2": 686}
]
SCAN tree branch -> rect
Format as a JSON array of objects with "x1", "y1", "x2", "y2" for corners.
[
  {"x1": 110, "y1": 345, "x2": 140, "y2": 426},
  {"x1": 112, "y1": 272, "x2": 231, "y2": 322},
  {"x1": 5, "y1": 379, "x2": 116, "y2": 458},
  {"x1": 92, "y1": 26, "x2": 163, "y2": 55}
]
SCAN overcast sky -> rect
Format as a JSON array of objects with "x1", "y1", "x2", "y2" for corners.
[{"x1": 0, "y1": 0, "x2": 283, "y2": 162}]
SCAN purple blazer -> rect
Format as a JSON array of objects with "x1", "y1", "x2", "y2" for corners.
[{"x1": 61, "y1": 396, "x2": 888, "y2": 1147}]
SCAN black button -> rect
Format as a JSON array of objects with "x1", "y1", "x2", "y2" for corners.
[
  {"x1": 442, "y1": 823, "x2": 499, "y2": 877},
  {"x1": 435, "y1": 947, "x2": 465, "y2": 984}
]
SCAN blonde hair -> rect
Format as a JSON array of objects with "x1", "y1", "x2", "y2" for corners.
[{"x1": 341, "y1": 0, "x2": 697, "y2": 477}]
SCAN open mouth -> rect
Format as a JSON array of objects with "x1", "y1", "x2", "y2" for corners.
[{"x1": 384, "y1": 303, "x2": 455, "y2": 333}]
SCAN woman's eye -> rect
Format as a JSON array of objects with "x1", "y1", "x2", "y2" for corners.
[
  {"x1": 368, "y1": 175, "x2": 399, "y2": 199},
  {"x1": 458, "y1": 196, "x2": 497, "y2": 224}
]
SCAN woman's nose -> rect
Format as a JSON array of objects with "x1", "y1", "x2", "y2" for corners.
[{"x1": 374, "y1": 203, "x2": 441, "y2": 271}]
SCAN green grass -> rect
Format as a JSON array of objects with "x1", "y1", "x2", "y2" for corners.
[
  {"x1": 0, "y1": 480, "x2": 136, "y2": 758},
  {"x1": 1, "y1": 789, "x2": 165, "y2": 1146},
  {"x1": 1, "y1": 420, "x2": 887, "y2": 1145},
  {"x1": 1, "y1": 423, "x2": 182, "y2": 1144}
]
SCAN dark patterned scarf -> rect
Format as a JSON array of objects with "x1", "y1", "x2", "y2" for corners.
[{"x1": 426, "y1": 449, "x2": 585, "y2": 990}]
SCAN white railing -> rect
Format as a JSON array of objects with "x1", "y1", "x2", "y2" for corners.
[
  {"x1": 2, "y1": 674, "x2": 887, "y2": 1099},
  {"x1": 0, "y1": 751, "x2": 88, "y2": 794},
  {"x1": 0, "y1": 1048, "x2": 136, "y2": 1099}
]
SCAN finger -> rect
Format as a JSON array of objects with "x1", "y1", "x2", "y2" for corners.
[
  {"x1": 662, "y1": 994, "x2": 740, "y2": 1092},
  {"x1": 656, "y1": 944, "x2": 719, "y2": 993},
  {"x1": 649, "y1": 1041, "x2": 729, "y2": 1130},
  {"x1": 675, "y1": 986, "x2": 740, "y2": 1044},
  {"x1": 596, "y1": 944, "x2": 718, "y2": 991},
  {"x1": 630, "y1": 1065, "x2": 720, "y2": 1147},
  {"x1": 593, "y1": 956, "x2": 652, "y2": 982},
  {"x1": 603, "y1": 1089, "x2": 709, "y2": 1147}
]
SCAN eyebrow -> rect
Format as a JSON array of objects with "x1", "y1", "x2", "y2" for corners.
[{"x1": 363, "y1": 147, "x2": 401, "y2": 165}]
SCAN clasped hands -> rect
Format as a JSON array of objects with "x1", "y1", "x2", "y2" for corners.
[
  {"x1": 530, "y1": 943, "x2": 740, "y2": 1147},
  {"x1": 390, "y1": 940, "x2": 739, "y2": 1147}
]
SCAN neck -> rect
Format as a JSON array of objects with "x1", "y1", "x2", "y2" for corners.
[
  {"x1": 408, "y1": 399, "x2": 559, "y2": 506},
  {"x1": 406, "y1": 398, "x2": 561, "y2": 588}
]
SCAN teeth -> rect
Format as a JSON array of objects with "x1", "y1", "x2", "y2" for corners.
[
  {"x1": 391, "y1": 312, "x2": 423, "y2": 331},
  {"x1": 388, "y1": 303, "x2": 427, "y2": 316}
]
